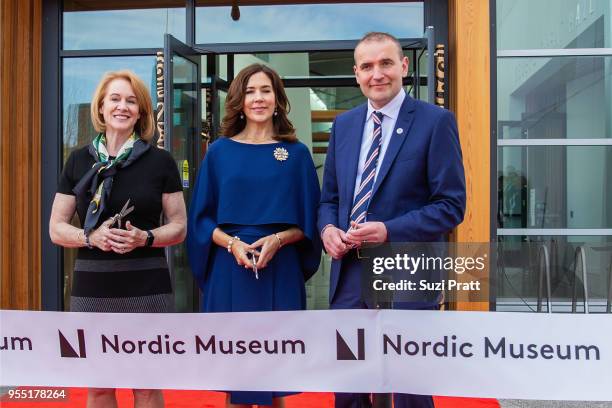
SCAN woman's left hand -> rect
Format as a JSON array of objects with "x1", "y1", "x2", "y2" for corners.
[
  {"x1": 108, "y1": 221, "x2": 147, "y2": 254},
  {"x1": 248, "y1": 234, "x2": 281, "y2": 269}
]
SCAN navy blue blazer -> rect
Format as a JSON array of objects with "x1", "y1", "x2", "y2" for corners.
[{"x1": 317, "y1": 95, "x2": 466, "y2": 304}]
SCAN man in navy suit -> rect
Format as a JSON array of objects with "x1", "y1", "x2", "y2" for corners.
[{"x1": 318, "y1": 32, "x2": 466, "y2": 408}]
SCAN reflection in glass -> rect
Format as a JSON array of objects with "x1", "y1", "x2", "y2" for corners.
[
  {"x1": 496, "y1": 237, "x2": 612, "y2": 312},
  {"x1": 196, "y1": 2, "x2": 423, "y2": 44},
  {"x1": 497, "y1": 0, "x2": 610, "y2": 50},
  {"x1": 309, "y1": 51, "x2": 355, "y2": 76},
  {"x1": 498, "y1": 146, "x2": 612, "y2": 229},
  {"x1": 497, "y1": 56, "x2": 612, "y2": 139},
  {"x1": 63, "y1": 2, "x2": 185, "y2": 49}
]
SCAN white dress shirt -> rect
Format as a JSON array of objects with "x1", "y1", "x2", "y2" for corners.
[{"x1": 352, "y1": 89, "x2": 406, "y2": 202}]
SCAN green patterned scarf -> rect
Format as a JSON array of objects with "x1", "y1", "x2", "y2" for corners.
[
  {"x1": 73, "y1": 132, "x2": 150, "y2": 234},
  {"x1": 89, "y1": 132, "x2": 137, "y2": 213}
]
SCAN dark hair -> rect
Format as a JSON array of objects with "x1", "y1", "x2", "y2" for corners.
[
  {"x1": 355, "y1": 32, "x2": 404, "y2": 61},
  {"x1": 220, "y1": 63, "x2": 297, "y2": 142}
]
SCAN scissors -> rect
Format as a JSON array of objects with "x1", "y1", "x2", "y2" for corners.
[
  {"x1": 248, "y1": 251, "x2": 259, "y2": 280},
  {"x1": 108, "y1": 199, "x2": 135, "y2": 229}
]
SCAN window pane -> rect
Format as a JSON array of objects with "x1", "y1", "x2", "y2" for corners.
[
  {"x1": 495, "y1": 237, "x2": 612, "y2": 312},
  {"x1": 63, "y1": 57, "x2": 157, "y2": 158},
  {"x1": 497, "y1": 0, "x2": 611, "y2": 50},
  {"x1": 63, "y1": 1, "x2": 185, "y2": 50},
  {"x1": 497, "y1": 56, "x2": 612, "y2": 139},
  {"x1": 196, "y1": 2, "x2": 423, "y2": 44},
  {"x1": 497, "y1": 146, "x2": 612, "y2": 229}
]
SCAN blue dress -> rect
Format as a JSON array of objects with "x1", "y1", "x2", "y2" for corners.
[{"x1": 187, "y1": 137, "x2": 321, "y2": 405}]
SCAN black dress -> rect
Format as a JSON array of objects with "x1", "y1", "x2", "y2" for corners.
[{"x1": 58, "y1": 144, "x2": 182, "y2": 312}]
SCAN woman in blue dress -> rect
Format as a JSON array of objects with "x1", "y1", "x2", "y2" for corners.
[{"x1": 187, "y1": 63, "x2": 321, "y2": 408}]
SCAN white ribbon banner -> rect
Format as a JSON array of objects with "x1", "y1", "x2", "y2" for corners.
[{"x1": 1, "y1": 309, "x2": 611, "y2": 401}]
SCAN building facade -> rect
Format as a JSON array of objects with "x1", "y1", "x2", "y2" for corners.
[{"x1": 9, "y1": 1, "x2": 607, "y2": 314}]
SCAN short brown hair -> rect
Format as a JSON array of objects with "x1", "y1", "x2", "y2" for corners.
[
  {"x1": 90, "y1": 70, "x2": 155, "y2": 141},
  {"x1": 355, "y1": 32, "x2": 404, "y2": 61},
  {"x1": 220, "y1": 63, "x2": 296, "y2": 142}
]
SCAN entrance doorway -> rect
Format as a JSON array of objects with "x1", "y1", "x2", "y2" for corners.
[{"x1": 163, "y1": 33, "x2": 438, "y2": 311}]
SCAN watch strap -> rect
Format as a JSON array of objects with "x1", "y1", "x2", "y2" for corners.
[{"x1": 145, "y1": 230, "x2": 154, "y2": 247}]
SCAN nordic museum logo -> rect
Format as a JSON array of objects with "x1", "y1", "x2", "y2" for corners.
[{"x1": 53, "y1": 327, "x2": 601, "y2": 363}]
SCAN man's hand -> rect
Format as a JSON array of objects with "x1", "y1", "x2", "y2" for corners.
[
  {"x1": 322, "y1": 226, "x2": 350, "y2": 259},
  {"x1": 345, "y1": 221, "x2": 388, "y2": 246}
]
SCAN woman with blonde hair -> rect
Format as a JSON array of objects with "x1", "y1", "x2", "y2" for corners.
[{"x1": 50, "y1": 70, "x2": 186, "y2": 408}]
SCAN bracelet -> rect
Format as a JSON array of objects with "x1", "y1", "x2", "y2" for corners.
[
  {"x1": 274, "y1": 233, "x2": 283, "y2": 248},
  {"x1": 83, "y1": 231, "x2": 93, "y2": 249},
  {"x1": 227, "y1": 236, "x2": 240, "y2": 253}
]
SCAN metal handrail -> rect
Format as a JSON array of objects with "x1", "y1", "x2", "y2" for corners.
[
  {"x1": 607, "y1": 258, "x2": 612, "y2": 313},
  {"x1": 571, "y1": 246, "x2": 589, "y2": 314},
  {"x1": 536, "y1": 244, "x2": 552, "y2": 313}
]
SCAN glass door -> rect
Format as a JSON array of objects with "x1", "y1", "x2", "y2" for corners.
[{"x1": 163, "y1": 34, "x2": 201, "y2": 312}]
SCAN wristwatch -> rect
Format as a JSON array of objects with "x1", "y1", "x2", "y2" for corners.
[{"x1": 145, "y1": 230, "x2": 155, "y2": 247}]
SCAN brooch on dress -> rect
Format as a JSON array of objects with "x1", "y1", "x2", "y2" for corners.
[{"x1": 273, "y1": 147, "x2": 289, "y2": 161}]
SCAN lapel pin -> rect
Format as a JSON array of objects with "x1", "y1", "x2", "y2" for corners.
[{"x1": 396, "y1": 128, "x2": 404, "y2": 134}]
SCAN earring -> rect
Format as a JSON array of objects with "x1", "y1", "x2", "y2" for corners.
[
  {"x1": 240, "y1": 112, "x2": 244, "y2": 120},
  {"x1": 273, "y1": 110, "x2": 278, "y2": 116}
]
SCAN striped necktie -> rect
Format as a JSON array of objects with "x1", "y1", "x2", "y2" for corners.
[{"x1": 350, "y1": 111, "x2": 384, "y2": 224}]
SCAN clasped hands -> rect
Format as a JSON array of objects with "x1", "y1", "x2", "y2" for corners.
[
  {"x1": 322, "y1": 221, "x2": 388, "y2": 260},
  {"x1": 88, "y1": 219, "x2": 147, "y2": 254},
  {"x1": 230, "y1": 234, "x2": 281, "y2": 271}
]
